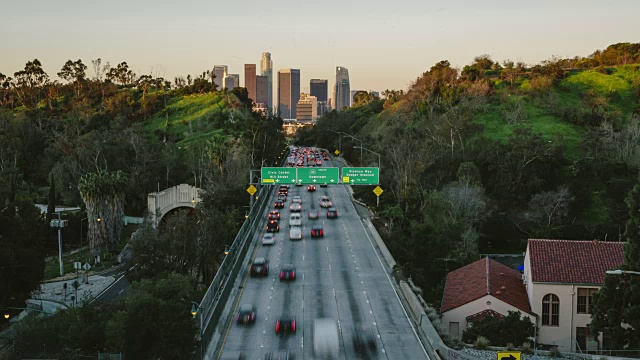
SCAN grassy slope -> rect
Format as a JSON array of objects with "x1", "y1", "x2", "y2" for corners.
[
  {"x1": 145, "y1": 92, "x2": 226, "y2": 138},
  {"x1": 475, "y1": 65, "x2": 639, "y2": 224}
]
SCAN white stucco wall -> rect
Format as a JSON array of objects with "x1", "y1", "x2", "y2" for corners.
[{"x1": 441, "y1": 294, "x2": 535, "y2": 339}]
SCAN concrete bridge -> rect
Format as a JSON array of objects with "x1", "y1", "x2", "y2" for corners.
[{"x1": 147, "y1": 184, "x2": 202, "y2": 226}]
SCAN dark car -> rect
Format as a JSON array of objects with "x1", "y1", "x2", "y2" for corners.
[
  {"x1": 327, "y1": 207, "x2": 338, "y2": 219},
  {"x1": 274, "y1": 200, "x2": 285, "y2": 209},
  {"x1": 275, "y1": 317, "x2": 297, "y2": 334},
  {"x1": 308, "y1": 211, "x2": 319, "y2": 220},
  {"x1": 353, "y1": 326, "x2": 377, "y2": 353},
  {"x1": 263, "y1": 351, "x2": 291, "y2": 360},
  {"x1": 250, "y1": 257, "x2": 269, "y2": 276},
  {"x1": 236, "y1": 304, "x2": 256, "y2": 324},
  {"x1": 280, "y1": 264, "x2": 296, "y2": 281},
  {"x1": 311, "y1": 226, "x2": 324, "y2": 238},
  {"x1": 266, "y1": 220, "x2": 280, "y2": 232},
  {"x1": 268, "y1": 211, "x2": 281, "y2": 221},
  {"x1": 320, "y1": 183, "x2": 328, "y2": 188},
  {"x1": 307, "y1": 185, "x2": 316, "y2": 192},
  {"x1": 278, "y1": 193, "x2": 287, "y2": 201}
]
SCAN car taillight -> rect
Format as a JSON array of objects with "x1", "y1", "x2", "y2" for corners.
[
  {"x1": 280, "y1": 272, "x2": 284, "y2": 279},
  {"x1": 292, "y1": 320, "x2": 296, "y2": 332},
  {"x1": 251, "y1": 313, "x2": 255, "y2": 320},
  {"x1": 292, "y1": 271, "x2": 295, "y2": 279},
  {"x1": 276, "y1": 320, "x2": 280, "y2": 333},
  {"x1": 236, "y1": 314, "x2": 240, "y2": 320}
]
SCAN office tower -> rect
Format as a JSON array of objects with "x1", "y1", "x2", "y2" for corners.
[
  {"x1": 256, "y1": 75, "x2": 269, "y2": 109},
  {"x1": 333, "y1": 66, "x2": 350, "y2": 110},
  {"x1": 277, "y1": 69, "x2": 300, "y2": 119},
  {"x1": 297, "y1": 95, "x2": 318, "y2": 122},
  {"x1": 244, "y1": 64, "x2": 257, "y2": 102},
  {"x1": 261, "y1": 52, "x2": 273, "y2": 110},
  {"x1": 213, "y1": 65, "x2": 228, "y2": 90},
  {"x1": 328, "y1": 98, "x2": 332, "y2": 111},
  {"x1": 224, "y1": 74, "x2": 239, "y2": 90},
  {"x1": 310, "y1": 79, "x2": 328, "y2": 117}
]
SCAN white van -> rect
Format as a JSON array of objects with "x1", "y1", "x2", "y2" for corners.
[{"x1": 289, "y1": 213, "x2": 302, "y2": 227}]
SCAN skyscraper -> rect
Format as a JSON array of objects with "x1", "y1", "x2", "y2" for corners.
[
  {"x1": 244, "y1": 64, "x2": 257, "y2": 103},
  {"x1": 213, "y1": 65, "x2": 227, "y2": 90},
  {"x1": 296, "y1": 95, "x2": 318, "y2": 122},
  {"x1": 278, "y1": 69, "x2": 300, "y2": 119},
  {"x1": 333, "y1": 66, "x2": 350, "y2": 110},
  {"x1": 256, "y1": 75, "x2": 269, "y2": 108},
  {"x1": 224, "y1": 74, "x2": 239, "y2": 90},
  {"x1": 261, "y1": 52, "x2": 273, "y2": 110},
  {"x1": 310, "y1": 79, "x2": 328, "y2": 117}
]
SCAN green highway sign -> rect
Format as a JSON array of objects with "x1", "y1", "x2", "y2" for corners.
[
  {"x1": 342, "y1": 167, "x2": 380, "y2": 185},
  {"x1": 261, "y1": 167, "x2": 297, "y2": 184},
  {"x1": 297, "y1": 167, "x2": 340, "y2": 185}
]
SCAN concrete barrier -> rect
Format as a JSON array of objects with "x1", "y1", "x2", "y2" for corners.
[
  {"x1": 400, "y1": 281, "x2": 426, "y2": 321},
  {"x1": 363, "y1": 218, "x2": 396, "y2": 269}
]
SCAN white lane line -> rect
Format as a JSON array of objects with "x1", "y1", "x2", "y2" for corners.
[{"x1": 342, "y1": 184, "x2": 431, "y2": 360}]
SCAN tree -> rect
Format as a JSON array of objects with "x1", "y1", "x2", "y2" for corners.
[
  {"x1": 57, "y1": 59, "x2": 87, "y2": 97},
  {"x1": 106, "y1": 62, "x2": 136, "y2": 85},
  {"x1": 12, "y1": 59, "x2": 49, "y2": 109},
  {"x1": 462, "y1": 311, "x2": 535, "y2": 346},
  {"x1": 590, "y1": 175, "x2": 640, "y2": 348},
  {"x1": 47, "y1": 172, "x2": 55, "y2": 221},
  {"x1": 525, "y1": 186, "x2": 573, "y2": 230},
  {"x1": 78, "y1": 170, "x2": 129, "y2": 255},
  {"x1": 352, "y1": 91, "x2": 376, "y2": 107}
]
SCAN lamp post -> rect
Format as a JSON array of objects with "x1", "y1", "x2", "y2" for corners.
[
  {"x1": 327, "y1": 129, "x2": 343, "y2": 156},
  {"x1": 342, "y1": 133, "x2": 363, "y2": 165},
  {"x1": 191, "y1": 301, "x2": 205, "y2": 359},
  {"x1": 606, "y1": 269, "x2": 640, "y2": 276},
  {"x1": 80, "y1": 217, "x2": 88, "y2": 264},
  {"x1": 50, "y1": 213, "x2": 68, "y2": 277},
  {"x1": 353, "y1": 146, "x2": 381, "y2": 170}
]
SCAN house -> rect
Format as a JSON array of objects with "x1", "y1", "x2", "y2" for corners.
[
  {"x1": 523, "y1": 239, "x2": 625, "y2": 352},
  {"x1": 441, "y1": 257, "x2": 536, "y2": 339}
]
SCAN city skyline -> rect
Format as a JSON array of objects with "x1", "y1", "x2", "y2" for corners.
[{"x1": 2, "y1": 1, "x2": 638, "y2": 93}]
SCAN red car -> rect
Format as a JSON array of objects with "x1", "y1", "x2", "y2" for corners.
[
  {"x1": 274, "y1": 200, "x2": 285, "y2": 209},
  {"x1": 266, "y1": 220, "x2": 280, "y2": 232},
  {"x1": 275, "y1": 317, "x2": 296, "y2": 334},
  {"x1": 311, "y1": 226, "x2": 324, "y2": 238}
]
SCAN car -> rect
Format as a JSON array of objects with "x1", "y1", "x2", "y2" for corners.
[
  {"x1": 263, "y1": 351, "x2": 291, "y2": 360},
  {"x1": 315, "y1": 160, "x2": 322, "y2": 166},
  {"x1": 274, "y1": 200, "x2": 285, "y2": 209},
  {"x1": 307, "y1": 185, "x2": 316, "y2": 192},
  {"x1": 280, "y1": 264, "x2": 296, "y2": 280},
  {"x1": 268, "y1": 211, "x2": 281, "y2": 221},
  {"x1": 262, "y1": 233, "x2": 276, "y2": 245},
  {"x1": 278, "y1": 186, "x2": 288, "y2": 194},
  {"x1": 320, "y1": 183, "x2": 328, "y2": 188},
  {"x1": 289, "y1": 203, "x2": 302, "y2": 212},
  {"x1": 308, "y1": 211, "x2": 319, "y2": 220},
  {"x1": 323, "y1": 156, "x2": 329, "y2": 160},
  {"x1": 250, "y1": 257, "x2": 269, "y2": 276},
  {"x1": 292, "y1": 196, "x2": 302, "y2": 203},
  {"x1": 311, "y1": 226, "x2": 324, "y2": 238},
  {"x1": 236, "y1": 304, "x2": 256, "y2": 324},
  {"x1": 266, "y1": 220, "x2": 280, "y2": 232},
  {"x1": 289, "y1": 213, "x2": 302, "y2": 226},
  {"x1": 278, "y1": 193, "x2": 287, "y2": 201},
  {"x1": 327, "y1": 207, "x2": 338, "y2": 219},
  {"x1": 289, "y1": 226, "x2": 302, "y2": 240},
  {"x1": 353, "y1": 326, "x2": 377, "y2": 353},
  {"x1": 275, "y1": 317, "x2": 297, "y2": 334},
  {"x1": 320, "y1": 196, "x2": 333, "y2": 208}
]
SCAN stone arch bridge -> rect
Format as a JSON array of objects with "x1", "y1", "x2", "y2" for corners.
[{"x1": 147, "y1": 184, "x2": 202, "y2": 226}]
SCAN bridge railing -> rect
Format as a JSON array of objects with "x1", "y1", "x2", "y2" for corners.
[{"x1": 196, "y1": 154, "x2": 286, "y2": 355}]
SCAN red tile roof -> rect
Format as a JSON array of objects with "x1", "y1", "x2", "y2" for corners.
[
  {"x1": 441, "y1": 257, "x2": 533, "y2": 315},
  {"x1": 528, "y1": 239, "x2": 625, "y2": 284}
]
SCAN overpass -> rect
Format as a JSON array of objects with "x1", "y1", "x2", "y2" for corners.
[{"x1": 147, "y1": 184, "x2": 202, "y2": 226}]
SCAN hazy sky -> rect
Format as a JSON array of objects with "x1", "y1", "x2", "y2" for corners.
[{"x1": 1, "y1": 0, "x2": 638, "y2": 96}]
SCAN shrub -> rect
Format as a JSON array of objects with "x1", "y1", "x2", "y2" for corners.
[
  {"x1": 506, "y1": 343, "x2": 516, "y2": 351},
  {"x1": 549, "y1": 347, "x2": 563, "y2": 358},
  {"x1": 521, "y1": 342, "x2": 534, "y2": 354},
  {"x1": 462, "y1": 311, "x2": 536, "y2": 347},
  {"x1": 474, "y1": 336, "x2": 490, "y2": 350}
]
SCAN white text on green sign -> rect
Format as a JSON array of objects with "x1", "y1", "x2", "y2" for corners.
[{"x1": 342, "y1": 167, "x2": 380, "y2": 185}]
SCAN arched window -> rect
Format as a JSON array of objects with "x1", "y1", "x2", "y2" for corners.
[{"x1": 542, "y1": 294, "x2": 560, "y2": 326}]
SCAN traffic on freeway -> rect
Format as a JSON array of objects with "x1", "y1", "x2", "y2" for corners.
[{"x1": 218, "y1": 147, "x2": 428, "y2": 360}]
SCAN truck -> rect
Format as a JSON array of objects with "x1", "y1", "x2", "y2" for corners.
[{"x1": 313, "y1": 318, "x2": 339, "y2": 359}]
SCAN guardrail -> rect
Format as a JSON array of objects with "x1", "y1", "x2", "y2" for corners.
[{"x1": 195, "y1": 153, "x2": 287, "y2": 356}]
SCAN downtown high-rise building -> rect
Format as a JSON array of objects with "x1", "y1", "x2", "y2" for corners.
[
  {"x1": 310, "y1": 79, "x2": 328, "y2": 117},
  {"x1": 224, "y1": 74, "x2": 240, "y2": 90},
  {"x1": 256, "y1": 75, "x2": 269, "y2": 109},
  {"x1": 297, "y1": 94, "x2": 318, "y2": 122},
  {"x1": 333, "y1": 66, "x2": 351, "y2": 110},
  {"x1": 261, "y1": 52, "x2": 273, "y2": 110},
  {"x1": 213, "y1": 65, "x2": 228, "y2": 90},
  {"x1": 278, "y1": 69, "x2": 300, "y2": 119},
  {"x1": 244, "y1": 64, "x2": 257, "y2": 103}
]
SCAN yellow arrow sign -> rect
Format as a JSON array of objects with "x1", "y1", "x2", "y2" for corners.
[
  {"x1": 373, "y1": 186, "x2": 384, "y2": 196},
  {"x1": 334, "y1": 149, "x2": 340, "y2": 155},
  {"x1": 246, "y1": 185, "x2": 257, "y2": 195},
  {"x1": 497, "y1": 352, "x2": 521, "y2": 360}
]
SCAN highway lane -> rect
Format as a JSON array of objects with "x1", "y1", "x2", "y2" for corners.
[{"x1": 218, "y1": 154, "x2": 428, "y2": 360}]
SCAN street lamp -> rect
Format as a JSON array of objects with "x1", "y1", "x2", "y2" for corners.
[
  {"x1": 606, "y1": 269, "x2": 640, "y2": 276},
  {"x1": 342, "y1": 133, "x2": 363, "y2": 164},
  {"x1": 3, "y1": 310, "x2": 9, "y2": 319},
  {"x1": 224, "y1": 245, "x2": 231, "y2": 255},
  {"x1": 50, "y1": 213, "x2": 68, "y2": 277},
  {"x1": 191, "y1": 301, "x2": 205, "y2": 359},
  {"x1": 353, "y1": 146, "x2": 381, "y2": 170},
  {"x1": 327, "y1": 129, "x2": 343, "y2": 156}
]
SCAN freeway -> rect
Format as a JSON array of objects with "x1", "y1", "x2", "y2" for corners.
[{"x1": 218, "y1": 153, "x2": 429, "y2": 359}]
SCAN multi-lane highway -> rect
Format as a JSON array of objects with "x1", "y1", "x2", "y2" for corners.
[{"x1": 218, "y1": 150, "x2": 429, "y2": 359}]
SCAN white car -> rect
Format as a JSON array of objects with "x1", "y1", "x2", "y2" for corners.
[
  {"x1": 290, "y1": 203, "x2": 302, "y2": 212},
  {"x1": 262, "y1": 233, "x2": 275, "y2": 245},
  {"x1": 289, "y1": 213, "x2": 302, "y2": 227},
  {"x1": 293, "y1": 196, "x2": 302, "y2": 204},
  {"x1": 289, "y1": 226, "x2": 302, "y2": 241}
]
